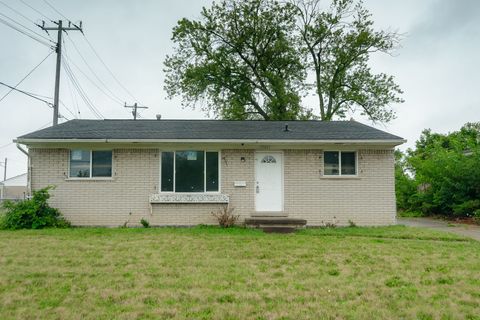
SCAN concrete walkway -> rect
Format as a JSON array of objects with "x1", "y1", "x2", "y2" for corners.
[{"x1": 398, "y1": 217, "x2": 480, "y2": 241}]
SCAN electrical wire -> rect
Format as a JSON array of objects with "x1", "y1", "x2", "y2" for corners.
[
  {"x1": 18, "y1": 0, "x2": 52, "y2": 22},
  {"x1": 0, "y1": 51, "x2": 54, "y2": 103},
  {"x1": 0, "y1": 81, "x2": 53, "y2": 107},
  {"x1": 82, "y1": 35, "x2": 140, "y2": 103},
  {"x1": 0, "y1": 12, "x2": 54, "y2": 43},
  {"x1": 63, "y1": 61, "x2": 102, "y2": 119},
  {"x1": 0, "y1": 0, "x2": 37, "y2": 25},
  {"x1": 64, "y1": 36, "x2": 124, "y2": 104},
  {"x1": 62, "y1": 58, "x2": 104, "y2": 119},
  {"x1": 59, "y1": 100, "x2": 76, "y2": 119},
  {"x1": 42, "y1": 0, "x2": 70, "y2": 22},
  {"x1": 0, "y1": 17, "x2": 54, "y2": 49},
  {"x1": 63, "y1": 59, "x2": 81, "y2": 118}
]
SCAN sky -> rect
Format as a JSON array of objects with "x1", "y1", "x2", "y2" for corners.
[{"x1": 0, "y1": 0, "x2": 479, "y2": 179}]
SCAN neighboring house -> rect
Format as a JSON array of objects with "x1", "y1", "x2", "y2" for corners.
[
  {"x1": 15, "y1": 119, "x2": 405, "y2": 227},
  {"x1": 0, "y1": 173, "x2": 28, "y2": 201}
]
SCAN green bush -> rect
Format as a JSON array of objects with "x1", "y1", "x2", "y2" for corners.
[
  {"x1": 140, "y1": 218, "x2": 150, "y2": 228},
  {"x1": 0, "y1": 187, "x2": 70, "y2": 230}
]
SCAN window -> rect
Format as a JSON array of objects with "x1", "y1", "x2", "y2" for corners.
[
  {"x1": 324, "y1": 151, "x2": 356, "y2": 176},
  {"x1": 70, "y1": 150, "x2": 112, "y2": 178},
  {"x1": 161, "y1": 151, "x2": 219, "y2": 192},
  {"x1": 261, "y1": 155, "x2": 276, "y2": 163}
]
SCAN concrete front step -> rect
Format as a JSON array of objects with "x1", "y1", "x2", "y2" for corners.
[{"x1": 245, "y1": 217, "x2": 307, "y2": 233}]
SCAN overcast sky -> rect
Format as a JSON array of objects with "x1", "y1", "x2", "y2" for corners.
[{"x1": 0, "y1": 0, "x2": 479, "y2": 179}]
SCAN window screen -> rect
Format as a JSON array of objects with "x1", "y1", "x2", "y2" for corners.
[
  {"x1": 175, "y1": 151, "x2": 204, "y2": 192},
  {"x1": 324, "y1": 151, "x2": 340, "y2": 175},
  {"x1": 92, "y1": 151, "x2": 112, "y2": 177},
  {"x1": 206, "y1": 152, "x2": 219, "y2": 191},
  {"x1": 324, "y1": 151, "x2": 356, "y2": 176},
  {"x1": 161, "y1": 152, "x2": 174, "y2": 191},
  {"x1": 70, "y1": 150, "x2": 91, "y2": 177}
]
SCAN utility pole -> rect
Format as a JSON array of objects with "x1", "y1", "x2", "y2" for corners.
[
  {"x1": 124, "y1": 103, "x2": 148, "y2": 120},
  {"x1": 40, "y1": 20, "x2": 83, "y2": 125}
]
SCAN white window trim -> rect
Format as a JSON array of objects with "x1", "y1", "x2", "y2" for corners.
[
  {"x1": 67, "y1": 149, "x2": 113, "y2": 179},
  {"x1": 159, "y1": 150, "x2": 221, "y2": 194},
  {"x1": 323, "y1": 150, "x2": 358, "y2": 177}
]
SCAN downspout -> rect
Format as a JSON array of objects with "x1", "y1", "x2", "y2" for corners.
[{"x1": 16, "y1": 144, "x2": 31, "y2": 197}]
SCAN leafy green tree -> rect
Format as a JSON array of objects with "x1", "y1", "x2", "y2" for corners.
[
  {"x1": 164, "y1": 0, "x2": 403, "y2": 121},
  {"x1": 164, "y1": 0, "x2": 306, "y2": 120},
  {"x1": 394, "y1": 150, "x2": 416, "y2": 212},
  {"x1": 295, "y1": 0, "x2": 403, "y2": 122},
  {"x1": 404, "y1": 123, "x2": 480, "y2": 217}
]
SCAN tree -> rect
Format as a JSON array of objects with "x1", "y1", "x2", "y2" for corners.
[
  {"x1": 164, "y1": 0, "x2": 404, "y2": 121},
  {"x1": 394, "y1": 150, "x2": 416, "y2": 212},
  {"x1": 295, "y1": 0, "x2": 403, "y2": 122},
  {"x1": 400, "y1": 123, "x2": 480, "y2": 217},
  {"x1": 164, "y1": 0, "x2": 307, "y2": 120}
]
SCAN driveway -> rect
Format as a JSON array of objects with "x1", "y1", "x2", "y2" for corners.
[{"x1": 398, "y1": 217, "x2": 480, "y2": 241}]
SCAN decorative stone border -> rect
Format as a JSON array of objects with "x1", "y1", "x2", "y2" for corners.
[{"x1": 149, "y1": 193, "x2": 229, "y2": 204}]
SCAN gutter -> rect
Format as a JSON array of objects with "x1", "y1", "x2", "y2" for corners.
[
  {"x1": 16, "y1": 144, "x2": 31, "y2": 197},
  {"x1": 14, "y1": 138, "x2": 407, "y2": 145}
]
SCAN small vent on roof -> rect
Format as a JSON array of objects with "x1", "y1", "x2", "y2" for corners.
[{"x1": 156, "y1": 114, "x2": 162, "y2": 120}]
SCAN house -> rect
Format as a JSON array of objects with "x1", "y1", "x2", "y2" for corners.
[
  {"x1": 14, "y1": 119, "x2": 405, "y2": 227},
  {"x1": 0, "y1": 173, "x2": 28, "y2": 201}
]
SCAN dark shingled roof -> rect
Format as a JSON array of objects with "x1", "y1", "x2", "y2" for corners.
[{"x1": 17, "y1": 119, "x2": 404, "y2": 141}]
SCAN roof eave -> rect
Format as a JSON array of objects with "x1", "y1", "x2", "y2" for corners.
[{"x1": 14, "y1": 138, "x2": 406, "y2": 146}]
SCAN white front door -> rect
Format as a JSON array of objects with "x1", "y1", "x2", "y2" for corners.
[{"x1": 255, "y1": 152, "x2": 283, "y2": 212}]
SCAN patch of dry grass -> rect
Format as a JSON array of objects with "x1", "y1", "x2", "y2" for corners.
[{"x1": 0, "y1": 226, "x2": 479, "y2": 319}]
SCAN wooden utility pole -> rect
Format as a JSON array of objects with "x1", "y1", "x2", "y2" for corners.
[
  {"x1": 124, "y1": 103, "x2": 148, "y2": 120},
  {"x1": 40, "y1": 20, "x2": 83, "y2": 125}
]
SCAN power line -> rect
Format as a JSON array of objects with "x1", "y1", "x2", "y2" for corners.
[
  {"x1": 82, "y1": 35, "x2": 140, "y2": 103},
  {"x1": 0, "y1": 12, "x2": 54, "y2": 43},
  {"x1": 63, "y1": 52, "x2": 123, "y2": 105},
  {"x1": 0, "y1": 17, "x2": 54, "y2": 48},
  {"x1": 62, "y1": 58, "x2": 103, "y2": 119},
  {"x1": 0, "y1": 81, "x2": 53, "y2": 106},
  {"x1": 64, "y1": 36, "x2": 124, "y2": 104},
  {"x1": 0, "y1": 51, "x2": 54, "y2": 103},
  {"x1": 62, "y1": 57, "x2": 81, "y2": 118},
  {"x1": 0, "y1": 0, "x2": 37, "y2": 25},
  {"x1": 62, "y1": 59, "x2": 100, "y2": 118},
  {"x1": 18, "y1": 0, "x2": 52, "y2": 22},
  {"x1": 59, "y1": 100, "x2": 77, "y2": 119},
  {"x1": 42, "y1": 0, "x2": 70, "y2": 22}
]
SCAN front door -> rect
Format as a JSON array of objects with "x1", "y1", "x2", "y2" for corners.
[{"x1": 255, "y1": 152, "x2": 283, "y2": 212}]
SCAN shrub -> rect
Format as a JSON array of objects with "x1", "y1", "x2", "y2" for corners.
[
  {"x1": 211, "y1": 205, "x2": 238, "y2": 228},
  {"x1": 473, "y1": 209, "x2": 480, "y2": 225},
  {"x1": 140, "y1": 218, "x2": 150, "y2": 228},
  {"x1": 0, "y1": 187, "x2": 70, "y2": 230}
]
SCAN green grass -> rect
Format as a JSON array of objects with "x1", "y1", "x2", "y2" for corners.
[{"x1": 0, "y1": 226, "x2": 479, "y2": 319}]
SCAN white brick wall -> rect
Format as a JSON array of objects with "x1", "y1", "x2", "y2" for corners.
[{"x1": 30, "y1": 147, "x2": 396, "y2": 227}]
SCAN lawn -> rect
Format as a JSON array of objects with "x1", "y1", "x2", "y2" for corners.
[{"x1": 0, "y1": 226, "x2": 479, "y2": 320}]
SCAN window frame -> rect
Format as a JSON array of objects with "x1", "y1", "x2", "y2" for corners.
[
  {"x1": 68, "y1": 149, "x2": 114, "y2": 179},
  {"x1": 159, "y1": 150, "x2": 221, "y2": 193},
  {"x1": 323, "y1": 150, "x2": 358, "y2": 177}
]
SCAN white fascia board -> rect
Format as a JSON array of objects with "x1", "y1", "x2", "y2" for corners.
[{"x1": 14, "y1": 138, "x2": 406, "y2": 145}]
